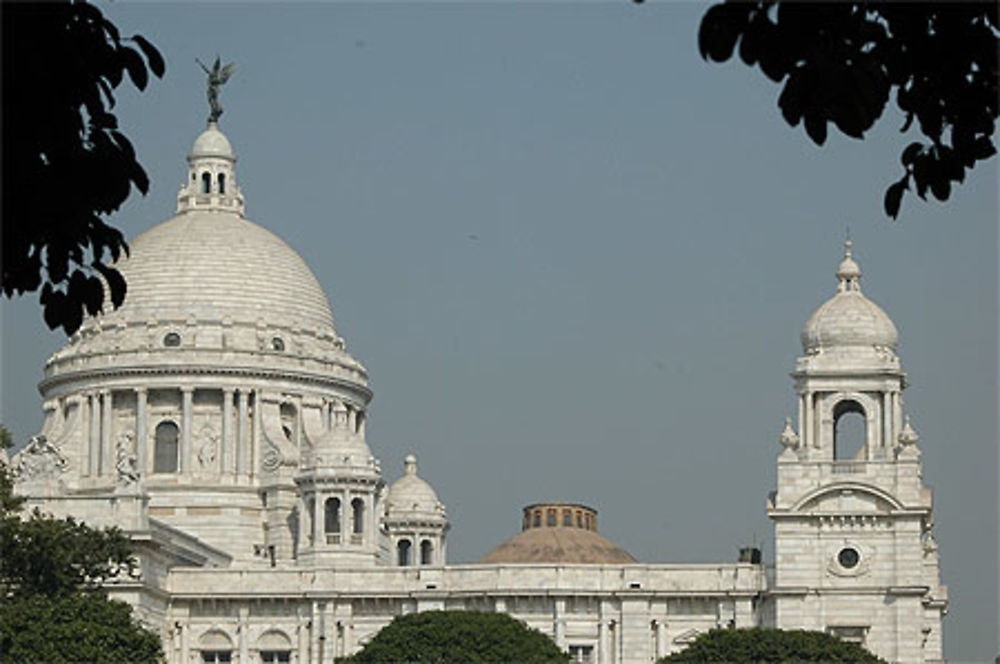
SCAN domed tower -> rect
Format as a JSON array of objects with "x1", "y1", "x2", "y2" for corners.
[
  {"x1": 768, "y1": 241, "x2": 947, "y2": 663},
  {"x1": 294, "y1": 402, "x2": 382, "y2": 567},
  {"x1": 383, "y1": 455, "x2": 448, "y2": 566},
  {"x1": 15, "y1": 115, "x2": 373, "y2": 565}
]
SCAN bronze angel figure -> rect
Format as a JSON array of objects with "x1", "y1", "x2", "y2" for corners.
[{"x1": 197, "y1": 56, "x2": 236, "y2": 123}]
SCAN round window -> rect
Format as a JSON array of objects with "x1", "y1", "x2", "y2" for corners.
[
  {"x1": 163, "y1": 332, "x2": 181, "y2": 347},
  {"x1": 838, "y1": 547, "x2": 860, "y2": 569},
  {"x1": 271, "y1": 337, "x2": 285, "y2": 351}
]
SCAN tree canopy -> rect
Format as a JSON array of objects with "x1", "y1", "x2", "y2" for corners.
[
  {"x1": 658, "y1": 627, "x2": 889, "y2": 663},
  {"x1": 345, "y1": 610, "x2": 570, "y2": 663},
  {"x1": 1, "y1": 0, "x2": 164, "y2": 335},
  {"x1": 693, "y1": 2, "x2": 998, "y2": 220},
  {"x1": 0, "y1": 426, "x2": 162, "y2": 662}
]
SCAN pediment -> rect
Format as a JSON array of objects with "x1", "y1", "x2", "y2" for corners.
[{"x1": 793, "y1": 483, "x2": 902, "y2": 514}]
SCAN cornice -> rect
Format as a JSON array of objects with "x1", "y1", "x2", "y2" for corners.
[{"x1": 39, "y1": 364, "x2": 372, "y2": 401}]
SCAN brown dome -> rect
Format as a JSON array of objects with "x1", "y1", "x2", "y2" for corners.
[{"x1": 479, "y1": 503, "x2": 636, "y2": 564}]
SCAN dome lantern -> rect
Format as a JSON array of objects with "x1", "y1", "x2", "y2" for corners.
[{"x1": 177, "y1": 121, "x2": 245, "y2": 216}]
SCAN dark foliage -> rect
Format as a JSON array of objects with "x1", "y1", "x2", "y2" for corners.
[
  {"x1": 658, "y1": 627, "x2": 889, "y2": 663},
  {"x1": 0, "y1": 592, "x2": 163, "y2": 663},
  {"x1": 0, "y1": 426, "x2": 162, "y2": 661},
  {"x1": 345, "y1": 610, "x2": 570, "y2": 663},
  {"x1": 1, "y1": 0, "x2": 165, "y2": 335},
  {"x1": 690, "y1": 2, "x2": 998, "y2": 219},
  {"x1": 0, "y1": 509, "x2": 136, "y2": 598}
]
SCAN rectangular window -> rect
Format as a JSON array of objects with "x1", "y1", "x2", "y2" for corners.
[
  {"x1": 260, "y1": 652, "x2": 290, "y2": 663},
  {"x1": 569, "y1": 644, "x2": 594, "y2": 663},
  {"x1": 200, "y1": 652, "x2": 232, "y2": 664}
]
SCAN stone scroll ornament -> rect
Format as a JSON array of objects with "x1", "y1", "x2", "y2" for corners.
[
  {"x1": 13, "y1": 434, "x2": 69, "y2": 481},
  {"x1": 196, "y1": 56, "x2": 235, "y2": 123}
]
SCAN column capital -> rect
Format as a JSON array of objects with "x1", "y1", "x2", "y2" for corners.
[
  {"x1": 180, "y1": 386, "x2": 195, "y2": 395},
  {"x1": 134, "y1": 386, "x2": 148, "y2": 395}
]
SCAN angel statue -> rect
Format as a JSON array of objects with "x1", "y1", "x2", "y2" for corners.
[{"x1": 196, "y1": 56, "x2": 236, "y2": 123}]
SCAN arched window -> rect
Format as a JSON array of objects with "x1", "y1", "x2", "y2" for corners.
[
  {"x1": 351, "y1": 498, "x2": 364, "y2": 534},
  {"x1": 547, "y1": 509, "x2": 557, "y2": 527},
  {"x1": 198, "y1": 630, "x2": 233, "y2": 663},
  {"x1": 217, "y1": 173, "x2": 226, "y2": 194},
  {"x1": 563, "y1": 509, "x2": 572, "y2": 526},
  {"x1": 576, "y1": 511, "x2": 583, "y2": 528},
  {"x1": 397, "y1": 539, "x2": 412, "y2": 566},
  {"x1": 533, "y1": 510, "x2": 541, "y2": 527},
  {"x1": 324, "y1": 497, "x2": 341, "y2": 534},
  {"x1": 420, "y1": 539, "x2": 433, "y2": 565},
  {"x1": 163, "y1": 332, "x2": 181, "y2": 347},
  {"x1": 153, "y1": 421, "x2": 179, "y2": 473},
  {"x1": 201, "y1": 172, "x2": 211, "y2": 194},
  {"x1": 833, "y1": 400, "x2": 867, "y2": 461}
]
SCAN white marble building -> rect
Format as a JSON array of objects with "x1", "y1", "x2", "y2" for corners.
[{"x1": 10, "y1": 118, "x2": 947, "y2": 664}]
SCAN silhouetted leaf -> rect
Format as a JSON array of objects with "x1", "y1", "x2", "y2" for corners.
[
  {"x1": 901, "y1": 142, "x2": 923, "y2": 166},
  {"x1": 804, "y1": 113, "x2": 827, "y2": 146},
  {"x1": 698, "y1": 4, "x2": 749, "y2": 63},
  {"x1": 132, "y1": 35, "x2": 165, "y2": 78},
  {"x1": 884, "y1": 179, "x2": 906, "y2": 219},
  {"x1": 93, "y1": 261, "x2": 127, "y2": 309},
  {"x1": 698, "y1": 1, "x2": 999, "y2": 219},
  {"x1": 120, "y1": 47, "x2": 148, "y2": 90},
  {"x1": 971, "y1": 136, "x2": 997, "y2": 160}
]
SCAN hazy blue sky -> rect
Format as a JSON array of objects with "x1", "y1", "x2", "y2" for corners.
[{"x1": 1, "y1": 3, "x2": 996, "y2": 660}]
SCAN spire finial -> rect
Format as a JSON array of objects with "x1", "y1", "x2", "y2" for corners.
[
  {"x1": 404, "y1": 453, "x2": 418, "y2": 476},
  {"x1": 836, "y1": 234, "x2": 862, "y2": 291},
  {"x1": 196, "y1": 56, "x2": 236, "y2": 125}
]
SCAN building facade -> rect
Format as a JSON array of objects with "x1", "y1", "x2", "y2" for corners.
[{"x1": 10, "y1": 118, "x2": 947, "y2": 663}]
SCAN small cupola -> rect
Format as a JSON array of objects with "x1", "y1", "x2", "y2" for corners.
[{"x1": 177, "y1": 121, "x2": 245, "y2": 215}]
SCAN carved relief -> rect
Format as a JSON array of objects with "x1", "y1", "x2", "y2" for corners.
[
  {"x1": 13, "y1": 434, "x2": 69, "y2": 481},
  {"x1": 198, "y1": 425, "x2": 219, "y2": 468},
  {"x1": 115, "y1": 431, "x2": 140, "y2": 485}
]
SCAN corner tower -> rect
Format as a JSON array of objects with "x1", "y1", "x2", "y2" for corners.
[{"x1": 768, "y1": 241, "x2": 947, "y2": 663}]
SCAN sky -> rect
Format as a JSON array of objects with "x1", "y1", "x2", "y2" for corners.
[{"x1": 1, "y1": 3, "x2": 997, "y2": 661}]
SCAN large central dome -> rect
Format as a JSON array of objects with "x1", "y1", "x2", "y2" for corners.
[
  {"x1": 105, "y1": 211, "x2": 336, "y2": 335},
  {"x1": 43, "y1": 122, "x2": 365, "y2": 395}
]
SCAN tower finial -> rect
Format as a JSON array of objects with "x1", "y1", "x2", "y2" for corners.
[
  {"x1": 836, "y1": 234, "x2": 862, "y2": 291},
  {"x1": 196, "y1": 56, "x2": 236, "y2": 125}
]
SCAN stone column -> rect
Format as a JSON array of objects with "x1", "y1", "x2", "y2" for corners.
[
  {"x1": 251, "y1": 388, "x2": 262, "y2": 477},
  {"x1": 80, "y1": 394, "x2": 92, "y2": 476},
  {"x1": 892, "y1": 390, "x2": 902, "y2": 445},
  {"x1": 179, "y1": 621, "x2": 189, "y2": 664},
  {"x1": 313, "y1": 493, "x2": 322, "y2": 546},
  {"x1": 805, "y1": 391, "x2": 816, "y2": 449},
  {"x1": 655, "y1": 620, "x2": 667, "y2": 659},
  {"x1": 237, "y1": 390, "x2": 249, "y2": 476},
  {"x1": 222, "y1": 388, "x2": 234, "y2": 475},
  {"x1": 100, "y1": 390, "x2": 112, "y2": 475},
  {"x1": 598, "y1": 619, "x2": 609, "y2": 664},
  {"x1": 309, "y1": 601, "x2": 320, "y2": 664},
  {"x1": 180, "y1": 387, "x2": 193, "y2": 473},
  {"x1": 882, "y1": 391, "x2": 892, "y2": 450},
  {"x1": 238, "y1": 605, "x2": 250, "y2": 663},
  {"x1": 553, "y1": 599, "x2": 566, "y2": 649},
  {"x1": 135, "y1": 388, "x2": 148, "y2": 475},
  {"x1": 89, "y1": 392, "x2": 101, "y2": 475},
  {"x1": 797, "y1": 393, "x2": 805, "y2": 450},
  {"x1": 297, "y1": 616, "x2": 309, "y2": 664}
]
